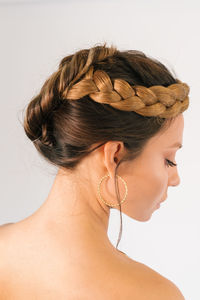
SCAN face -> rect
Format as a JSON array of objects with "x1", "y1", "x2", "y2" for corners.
[{"x1": 116, "y1": 114, "x2": 184, "y2": 221}]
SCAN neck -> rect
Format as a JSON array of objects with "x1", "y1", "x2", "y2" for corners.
[{"x1": 28, "y1": 168, "x2": 113, "y2": 249}]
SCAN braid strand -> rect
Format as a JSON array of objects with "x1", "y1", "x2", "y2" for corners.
[{"x1": 62, "y1": 67, "x2": 190, "y2": 118}]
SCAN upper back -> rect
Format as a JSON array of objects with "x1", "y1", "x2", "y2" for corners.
[{"x1": 0, "y1": 223, "x2": 185, "y2": 300}]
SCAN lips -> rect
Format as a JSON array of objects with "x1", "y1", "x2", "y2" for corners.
[
  {"x1": 160, "y1": 196, "x2": 167, "y2": 203},
  {"x1": 160, "y1": 199, "x2": 165, "y2": 203}
]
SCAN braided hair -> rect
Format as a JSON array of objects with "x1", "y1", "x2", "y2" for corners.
[{"x1": 23, "y1": 44, "x2": 190, "y2": 249}]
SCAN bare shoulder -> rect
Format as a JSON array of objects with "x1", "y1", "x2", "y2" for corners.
[
  {"x1": 0, "y1": 222, "x2": 17, "y2": 256},
  {"x1": 0, "y1": 223, "x2": 15, "y2": 299},
  {"x1": 119, "y1": 254, "x2": 185, "y2": 300},
  {"x1": 0, "y1": 222, "x2": 14, "y2": 241},
  {"x1": 0, "y1": 224, "x2": 185, "y2": 300},
  {"x1": 0, "y1": 222, "x2": 15, "y2": 261},
  {"x1": 156, "y1": 277, "x2": 185, "y2": 300},
  {"x1": 0, "y1": 222, "x2": 13, "y2": 228},
  {"x1": 0, "y1": 222, "x2": 15, "y2": 245}
]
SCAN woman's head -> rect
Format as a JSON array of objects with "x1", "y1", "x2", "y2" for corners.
[
  {"x1": 105, "y1": 113, "x2": 184, "y2": 222},
  {"x1": 23, "y1": 44, "x2": 189, "y2": 248}
]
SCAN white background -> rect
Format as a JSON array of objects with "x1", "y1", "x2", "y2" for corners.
[{"x1": 0, "y1": 1, "x2": 199, "y2": 299}]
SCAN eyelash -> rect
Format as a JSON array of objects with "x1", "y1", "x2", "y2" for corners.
[{"x1": 165, "y1": 159, "x2": 177, "y2": 167}]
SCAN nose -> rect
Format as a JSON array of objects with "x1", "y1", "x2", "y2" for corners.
[{"x1": 168, "y1": 167, "x2": 181, "y2": 187}]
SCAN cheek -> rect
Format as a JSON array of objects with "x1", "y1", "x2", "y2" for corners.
[
  {"x1": 120, "y1": 155, "x2": 171, "y2": 221},
  {"x1": 121, "y1": 157, "x2": 168, "y2": 207},
  {"x1": 120, "y1": 163, "x2": 168, "y2": 221},
  {"x1": 150, "y1": 168, "x2": 167, "y2": 198},
  {"x1": 137, "y1": 163, "x2": 168, "y2": 202}
]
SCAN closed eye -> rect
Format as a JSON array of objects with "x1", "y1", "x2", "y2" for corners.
[{"x1": 165, "y1": 159, "x2": 177, "y2": 167}]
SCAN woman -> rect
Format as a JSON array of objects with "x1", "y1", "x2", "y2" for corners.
[{"x1": 0, "y1": 45, "x2": 189, "y2": 299}]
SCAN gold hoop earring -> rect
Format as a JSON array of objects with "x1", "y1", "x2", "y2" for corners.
[{"x1": 97, "y1": 174, "x2": 128, "y2": 207}]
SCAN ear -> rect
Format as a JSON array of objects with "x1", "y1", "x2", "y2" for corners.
[{"x1": 103, "y1": 141, "x2": 125, "y2": 180}]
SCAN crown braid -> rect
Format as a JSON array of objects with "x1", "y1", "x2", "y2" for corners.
[
  {"x1": 24, "y1": 44, "x2": 190, "y2": 151},
  {"x1": 23, "y1": 44, "x2": 190, "y2": 250},
  {"x1": 62, "y1": 67, "x2": 189, "y2": 119}
]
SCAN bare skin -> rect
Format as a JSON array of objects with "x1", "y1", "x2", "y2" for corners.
[{"x1": 0, "y1": 114, "x2": 185, "y2": 299}]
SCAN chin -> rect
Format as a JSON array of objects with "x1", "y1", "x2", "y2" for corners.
[
  {"x1": 121, "y1": 210, "x2": 152, "y2": 222},
  {"x1": 134, "y1": 215, "x2": 152, "y2": 222}
]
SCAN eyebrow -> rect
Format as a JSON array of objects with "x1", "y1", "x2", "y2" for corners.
[{"x1": 168, "y1": 142, "x2": 183, "y2": 149}]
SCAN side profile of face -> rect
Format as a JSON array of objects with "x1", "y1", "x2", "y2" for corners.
[{"x1": 102, "y1": 113, "x2": 184, "y2": 222}]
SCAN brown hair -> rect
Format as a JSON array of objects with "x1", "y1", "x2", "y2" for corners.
[{"x1": 23, "y1": 44, "x2": 189, "y2": 249}]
